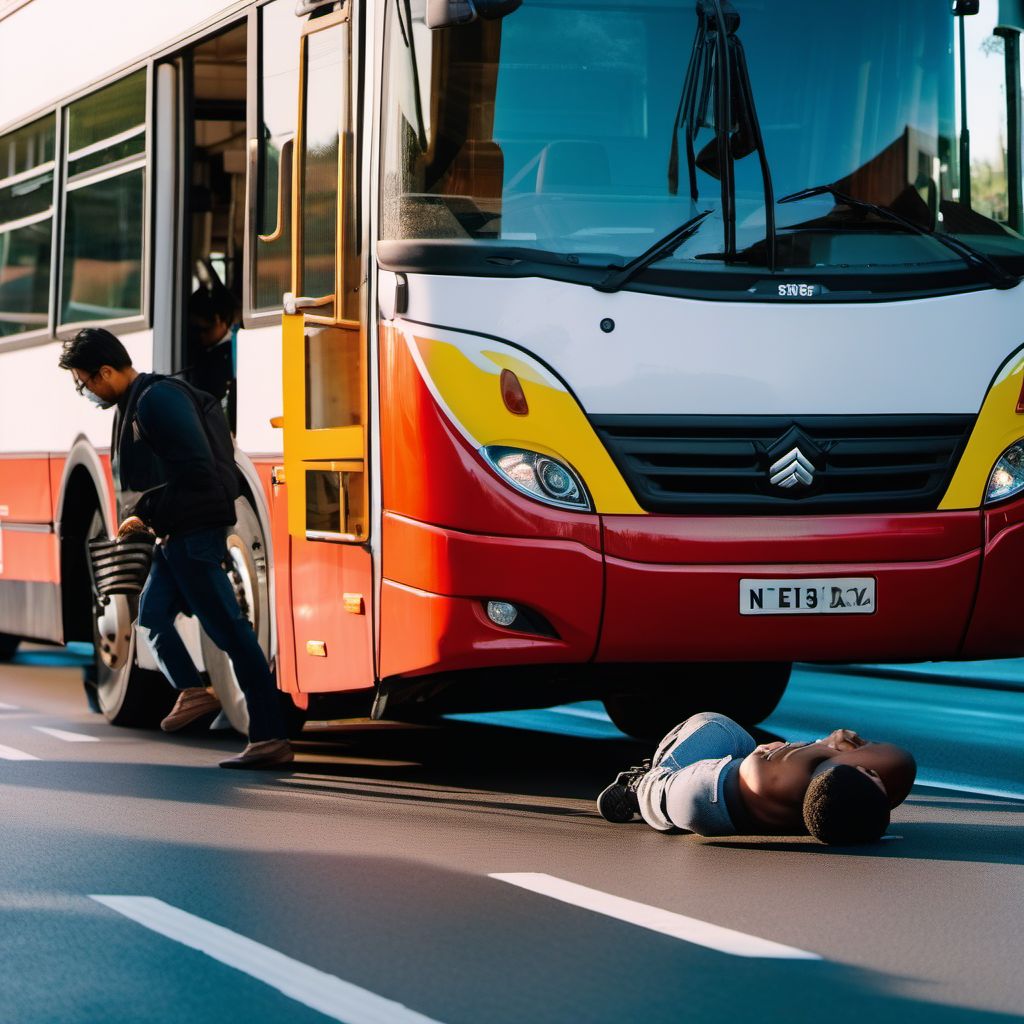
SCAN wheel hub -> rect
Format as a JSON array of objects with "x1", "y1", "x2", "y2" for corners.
[{"x1": 94, "y1": 594, "x2": 133, "y2": 670}]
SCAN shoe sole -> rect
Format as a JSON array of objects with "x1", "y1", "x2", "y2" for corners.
[
  {"x1": 596, "y1": 782, "x2": 638, "y2": 823},
  {"x1": 218, "y1": 753, "x2": 295, "y2": 770},
  {"x1": 160, "y1": 705, "x2": 222, "y2": 733}
]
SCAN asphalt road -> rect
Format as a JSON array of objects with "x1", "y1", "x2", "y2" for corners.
[{"x1": 1, "y1": 648, "x2": 1022, "y2": 1024}]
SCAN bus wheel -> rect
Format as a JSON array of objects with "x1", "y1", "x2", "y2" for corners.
[
  {"x1": 603, "y1": 662, "x2": 792, "y2": 740},
  {"x1": 0, "y1": 634, "x2": 20, "y2": 661},
  {"x1": 199, "y1": 496, "x2": 305, "y2": 737},
  {"x1": 87, "y1": 513, "x2": 176, "y2": 727}
]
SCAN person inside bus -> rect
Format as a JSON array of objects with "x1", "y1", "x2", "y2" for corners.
[
  {"x1": 58, "y1": 327, "x2": 293, "y2": 770},
  {"x1": 187, "y1": 284, "x2": 237, "y2": 426},
  {"x1": 597, "y1": 712, "x2": 915, "y2": 844}
]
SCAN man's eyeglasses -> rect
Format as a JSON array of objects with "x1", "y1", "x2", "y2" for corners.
[{"x1": 73, "y1": 370, "x2": 99, "y2": 395}]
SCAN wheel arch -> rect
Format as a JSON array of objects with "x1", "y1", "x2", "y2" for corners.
[{"x1": 234, "y1": 450, "x2": 279, "y2": 665}]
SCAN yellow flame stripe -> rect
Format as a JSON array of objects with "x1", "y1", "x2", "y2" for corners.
[
  {"x1": 940, "y1": 351, "x2": 1024, "y2": 509},
  {"x1": 413, "y1": 334, "x2": 645, "y2": 514}
]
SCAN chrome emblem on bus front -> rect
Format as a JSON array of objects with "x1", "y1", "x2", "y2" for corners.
[{"x1": 769, "y1": 447, "x2": 815, "y2": 489}]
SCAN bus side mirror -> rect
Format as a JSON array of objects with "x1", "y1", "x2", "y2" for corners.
[
  {"x1": 426, "y1": 0, "x2": 522, "y2": 29},
  {"x1": 999, "y1": 0, "x2": 1024, "y2": 30},
  {"x1": 953, "y1": 1, "x2": 980, "y2": 14}
]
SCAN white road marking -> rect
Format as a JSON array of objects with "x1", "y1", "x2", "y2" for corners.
[
  {"x1": 0, "y1": 702, "x2": 20, "y2": 710},
  {"x1": 549, "y1": 706, "x2": 612, "y2": 722},
  {"x1": 490, "y1": 873, "x2": 820, "y2": 960},
  {"x1": 89, "y1": 896, "x2": 446, "y2": 1024},
  {"x1": 32, "y1": 726, "x2": 99, "y2": 743},
  {"x1": 0, "y1": 744, "x2": 39, "y2": 761},
  {"x1": 913, "y1": 778, "x2": 1024, "y2": 801}
]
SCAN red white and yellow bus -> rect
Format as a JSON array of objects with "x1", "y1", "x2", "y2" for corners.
[{"x1": 4, "y1": 0, "x2": 1024, "y2": 739}]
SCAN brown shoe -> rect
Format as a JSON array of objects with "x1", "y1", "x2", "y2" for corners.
[
  {"x1": 161, "y1": 688, "x2": 222, "y2": 732},
  {"x1": 218, "y1": 739, "x2": 294, "y2": 770}
]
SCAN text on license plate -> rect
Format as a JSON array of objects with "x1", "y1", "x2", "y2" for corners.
[{"x1": 739, "y1": 578, "x2": 876, "y2": 616}]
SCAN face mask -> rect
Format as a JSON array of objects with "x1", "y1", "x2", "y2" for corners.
[{"x1": 85, "y1": 389, "x2": 114, "y2": 410}]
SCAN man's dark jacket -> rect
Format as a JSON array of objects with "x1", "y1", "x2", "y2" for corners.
[{"x1": 113, "y1": 373, "x2": 236, "y2": 538}]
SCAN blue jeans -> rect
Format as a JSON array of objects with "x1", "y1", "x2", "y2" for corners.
[
  {"x1": 637, "y1": 713, "x2": 757, "y2": 834},
  {"x1": 138, "y1": 528, "x2": 286, "y2": 743}
]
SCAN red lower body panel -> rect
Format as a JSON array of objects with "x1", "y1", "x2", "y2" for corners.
[
  {"x1": 379, "y1": 513, "x2": 603, "y2": 679},
  {"x1": 598, "y1": 511, "x2": 986, "y2": 662},
  {"x1": 961, "y1": 505, "x2": 1024, "y2": 658},
  {"x1": 377, "y1": 503, "x2": 1024, "y2": 675},
  {"x1": 0, "y1": 529, "x2": 60, "y2": 583},
  {"x1": 599, "y1": 551, "x2": 979, "y2": 662}
]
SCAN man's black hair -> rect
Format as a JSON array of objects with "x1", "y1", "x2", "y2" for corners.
[
  {"x1": 803, "y1": 765, "x2": 890, "y2": 845},
  {"x1": 58, "y1": 328, "x2": 132, "y2": 374},
  {"x1": 190, "y1": 286, "x2": 237, "y2": 327}
]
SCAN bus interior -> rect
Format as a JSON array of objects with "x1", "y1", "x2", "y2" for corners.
[{"x1": 180, "y1": 21, "x2": 247, "y2": 431}]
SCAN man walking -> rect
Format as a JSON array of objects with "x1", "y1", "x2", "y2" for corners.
[{"x1": 59, "y1": 328, "x2": 293, "y2": 769}]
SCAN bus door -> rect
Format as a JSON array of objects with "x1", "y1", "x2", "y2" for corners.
[{"x1": 281, "y1": 5, "x2": 372, "y2": 693}]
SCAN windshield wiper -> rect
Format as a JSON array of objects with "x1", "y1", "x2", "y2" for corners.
[
  {"x1": 779, "y1": 184, "x2": 1020, "y2": 291},
  {"x1": 668, "y1": 0, "x2": 776, "y2": 270},
  {"x1": 594, "y1": 209, "x2": 714, "y2": 293}
]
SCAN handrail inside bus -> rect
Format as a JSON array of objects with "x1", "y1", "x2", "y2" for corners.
[{"x1": 258, "y1": 137, "x2": 293, "y2": 244}]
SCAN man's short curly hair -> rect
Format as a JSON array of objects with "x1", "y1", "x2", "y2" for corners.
[{"x1": 803, "y1": 764, "x2": 890, "y2": 845}]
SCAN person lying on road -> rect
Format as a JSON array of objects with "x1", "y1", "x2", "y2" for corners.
[{"x1": 597, "y1": 712, "x2": 916, "y2": 844}]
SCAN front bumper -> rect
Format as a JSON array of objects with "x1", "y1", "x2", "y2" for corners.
[{"x1": 379, "y1": 480, "x2": 1024, "y2": 677}]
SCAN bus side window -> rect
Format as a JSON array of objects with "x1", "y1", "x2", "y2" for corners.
[
  {"x1": 249, "y1": 0, "x2": 303, "y2": 318},
  {"x1": 0, "y1": 114, "x2": 56, "y2": 341},
  {"x1": 60, "y1": 70, "x2": 147, "y2": 330}
]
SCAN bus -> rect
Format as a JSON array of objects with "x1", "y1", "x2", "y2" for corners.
[{"x1": 3, "y1": 0, "x2": 1024, "y2": 740}]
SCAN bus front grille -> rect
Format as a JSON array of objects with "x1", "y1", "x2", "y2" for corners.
[{"x1": 590, "y1": 414, "x2": 977, "y2": 514}]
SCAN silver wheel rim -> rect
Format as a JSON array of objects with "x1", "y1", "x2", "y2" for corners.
[{"x1": 86, "y1": 511, "x2": 137, "y2": 718}]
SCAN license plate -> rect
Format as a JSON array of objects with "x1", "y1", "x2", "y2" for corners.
[{"x1": 739, "y1": 578, "x2": 876, "y2": 616}]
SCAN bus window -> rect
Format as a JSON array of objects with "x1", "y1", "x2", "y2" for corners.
[
  {"x1": 299, "y1": 23, "x2": 344, "y2": 321},
  {"x1": 60, "y1": 70, "x2": 147, "y2": 327},
  {"x1": 305, "y1": 325, "x2": 361, "y2": 430},
  {"x1": 251, "y1": 0, "x2": 302, "y2": 315},
  {"x1": 0, "y1": 113, "x2": 55, "y2": 339}
]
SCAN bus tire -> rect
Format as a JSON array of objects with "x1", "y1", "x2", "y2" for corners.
[
  {"x1": 199, "y1": 495, "x2": 288, "y2": 735},
  {"x1": 86, "y1": 511, "x2": 177, "y2": 728},
  {"x1": 0, "y1": 634, "x2": 20, "y2": 661},
  {"x1": 603, "y1": 662, "x2": 792, "y2": 740}
]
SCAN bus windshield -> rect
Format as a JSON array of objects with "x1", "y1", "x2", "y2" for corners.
[{"x1": 380, "y1": 0, "x2": 1024, "y2": 290}]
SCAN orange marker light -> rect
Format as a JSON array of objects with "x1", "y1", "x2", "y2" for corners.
[
  {"x1": 500, "y1": 369, "x2": 529, "y2": 416},
  {"x1": 1017, "y1": 377, "x2": 1024, "y2": 413}
]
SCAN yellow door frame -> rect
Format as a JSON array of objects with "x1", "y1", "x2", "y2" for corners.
[{"x1": 282, "y1": 2, "x2": 367, "y2": 541}]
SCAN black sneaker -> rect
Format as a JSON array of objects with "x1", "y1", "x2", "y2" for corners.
[{"x1": 596, "y1": 759, "x2": 651, "y2": 823}]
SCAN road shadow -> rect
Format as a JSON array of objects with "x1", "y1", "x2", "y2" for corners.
[
  {"x1": 0, "y1": 716, "x2": 649, "y2": 819},
  {"x1": 702, "y1": 819, "x2": 1024, "y2": 865}
]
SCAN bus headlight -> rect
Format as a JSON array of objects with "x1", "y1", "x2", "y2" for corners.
[
  {"x1": 985, "y1": 442, "x2": 1024, "y2": 504},
  {"x1": 481, "y1": 446, "x2": 592, "y2": 511}
]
